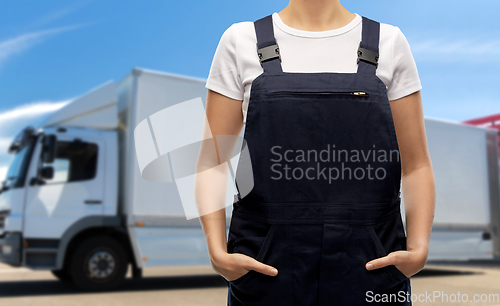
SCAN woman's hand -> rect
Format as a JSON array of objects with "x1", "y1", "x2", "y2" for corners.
[
  {"x1": 211, "y1": 251, "x2": 278, "y2": 282},
  {"x1": 365, "y1": 245, "x2": 428, "y2": 278}
]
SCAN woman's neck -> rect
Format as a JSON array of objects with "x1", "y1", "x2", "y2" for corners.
[{"x1": 278, "y1": 0, "x2": 355, "y2": 32}]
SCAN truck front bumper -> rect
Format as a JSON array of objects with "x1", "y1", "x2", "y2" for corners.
[{"x1": 0, "y1": 232, "x2": 22, "y2": 266}]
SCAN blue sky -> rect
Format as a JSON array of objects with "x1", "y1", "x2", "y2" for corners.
[{"x1": 0, "y1": 0, "x2": 499, "y2": 178}]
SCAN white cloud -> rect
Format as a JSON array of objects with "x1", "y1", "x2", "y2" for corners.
[
  {"x1": 29, "y1": 0, "x2": 96, "y2": 28},
  {"x1": 412, "y1": 39, "x2": 500, "y2": 55},
  {"x1": 410, "y1": 34, "x2": 500, "y2": 63},
  {"x1": 30, "y1": 7, "x2": 77, "y2": 29},
  {"x1": 0, "y1": 166, "x2": 7, "y2": 181},
  {"x1": 0, "y1": 24, "x2": 89, "y2": 67},
  {"x1": 0, "y1": 138, "x2": 13, "y2": 158},
  {"x1": 0, "y1": 138, "x2": 12, "y2": 148},
  {"x1": 0, "y1": 100, "x2": 70, "y2": 128}
]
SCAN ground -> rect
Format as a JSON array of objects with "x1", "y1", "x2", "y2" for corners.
[{"x1": 0, "y1": 261, "x2": 499, "y2": 305}]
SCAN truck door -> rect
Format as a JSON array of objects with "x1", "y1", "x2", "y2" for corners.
[{"x1": 23, "y1": 135, "x2": 105, "y2": 238}]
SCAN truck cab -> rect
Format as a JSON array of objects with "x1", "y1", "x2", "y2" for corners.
[{"x1": 0, "y1": 81, "x2": 132, "y2": 290}]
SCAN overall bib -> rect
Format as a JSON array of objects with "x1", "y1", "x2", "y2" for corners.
[{"x1": 224, "y1": 14, "x2": 411, "y2": 306}]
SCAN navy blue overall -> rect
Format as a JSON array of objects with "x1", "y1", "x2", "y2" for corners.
[{"x1": 224, "y1": 14, "x2": 411, "y2": 306}]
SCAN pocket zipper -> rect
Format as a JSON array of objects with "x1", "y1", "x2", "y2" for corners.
[{"x1": 267, "y1": 91, "x2": 369, "y2": 96}]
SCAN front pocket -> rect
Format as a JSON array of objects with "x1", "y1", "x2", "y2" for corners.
[
  {"x1": 366, "y1": 225, "x2": 408, "y2": 282},
  {"x1": 228, "y1": 223, "x2": 279, "y2": 285},
  {"x1": 227, "y1": 223, "x2": 293, "y2": 305},
  {"x1": 229, "y1": 268, "x2": 256, "y2": 285},
  {"x1": 350, "y1": 222, "x2": 409, "y2": 299}
]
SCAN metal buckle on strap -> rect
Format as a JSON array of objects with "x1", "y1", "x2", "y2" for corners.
[
  {"x1": 357, "y1": 42, "x2": 379, "y2": 67},
  {"x1": 256, "y1": 43, "x2": 281, "y2": 67}
]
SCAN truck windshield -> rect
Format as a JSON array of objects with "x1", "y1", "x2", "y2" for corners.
[{"x1": 3, "y1": 137, "x2": 37, "y2": 190}]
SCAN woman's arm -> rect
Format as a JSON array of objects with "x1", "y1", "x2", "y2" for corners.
[
  {"x1": 196, "y1": 89, "x2": 279, "y2": 281},
  {"x1": 366, "y1": 90, "x2": 436, "y2": 277}
]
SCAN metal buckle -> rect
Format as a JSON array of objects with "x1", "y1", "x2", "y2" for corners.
[
  {"x1": 357, "y1": 42, "x2": 378, "y2": 67},
  {"x1": 256, "y1": 43, "x2": 281, "y2": 67}
]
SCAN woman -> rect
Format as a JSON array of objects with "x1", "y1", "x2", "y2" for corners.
[{"x1": 197, "y1": 1, "x2": 435, "y2": 305}]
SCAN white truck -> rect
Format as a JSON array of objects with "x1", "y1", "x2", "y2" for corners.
[
  {"x1": 0, "y1": 67, "x2": 499, "y2": 290},
  {"x1": 0, "y1": 68, "x2": 226, "y2": 290},
  {"x1": 414, "y1": 117, "x2": 500, "y2": 261}
]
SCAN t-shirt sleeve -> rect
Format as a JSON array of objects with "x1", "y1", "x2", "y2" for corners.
[
  {"x1": 387, "y1": 26, "x2": 422, "y2": 101},
  {"x1": 205, "y1": 23, "x2": 244, "y2": 101}
]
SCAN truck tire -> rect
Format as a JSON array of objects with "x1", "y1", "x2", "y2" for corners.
[
  {"x1": 51, "y1": 269, "x2": 73, "y2": 283},
  {"x1": 69, "y1": 236, "x2": 129, "y2": 291}
]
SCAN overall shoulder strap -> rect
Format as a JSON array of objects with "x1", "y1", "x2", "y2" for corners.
[
  {"x1": 254, "y1": 14, "x2": 283, "y2": 74},
  {"x1": 357, "y1": 16, "x2": 380, "y2": 76}
]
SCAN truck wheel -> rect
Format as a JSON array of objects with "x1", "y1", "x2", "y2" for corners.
[
  {"x1": 69, "y1": 236, "x2": 129, "y2": 291},
  {"x1": 51, "y1": 269, "x2": 72, "y2": 282}
]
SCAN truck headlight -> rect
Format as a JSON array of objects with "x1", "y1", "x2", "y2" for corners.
[{"x1": 2, "y1": 245, "x2": 12, "y2": 255}]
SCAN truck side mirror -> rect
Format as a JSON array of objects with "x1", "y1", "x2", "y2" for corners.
[
  {"x1": 41, "y1": 135, "x2": 57, "y2": 163},
  {"x1": 40, "y1": 166, "x2": 54, "y2": 180}
]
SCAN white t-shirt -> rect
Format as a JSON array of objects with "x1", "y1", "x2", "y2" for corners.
[{"x1": 205, "y1": 12, "x2": 422, "y2": 123}]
